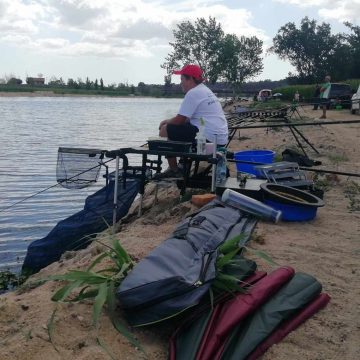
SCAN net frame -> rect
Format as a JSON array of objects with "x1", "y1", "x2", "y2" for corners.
[{"x1": 56, "y1": 147, "x2": 105, "y2": 189}]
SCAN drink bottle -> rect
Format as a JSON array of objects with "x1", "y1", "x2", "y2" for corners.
[
  {"x1": 196, "y1": 118, "x2": 206, "y2": 155},
  {"x1": 216, "y1": 147, "x2": 227, "y2": 184}
]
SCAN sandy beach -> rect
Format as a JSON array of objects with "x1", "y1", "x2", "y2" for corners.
[{"x1": 0, "y1": 103, "x2": 359, "y2": 360}]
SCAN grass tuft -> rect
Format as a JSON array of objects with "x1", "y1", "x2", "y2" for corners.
[
  {"x1": 48, "y1": 233, "x2": 143, "y2": 353},
  {"x1": 344, "y1": 181, "x2": 360, "y2": 212}
]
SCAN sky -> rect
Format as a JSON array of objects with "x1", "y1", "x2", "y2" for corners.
[{"x1": 0, "y1": 0, "x2": 359, "y2": 86}]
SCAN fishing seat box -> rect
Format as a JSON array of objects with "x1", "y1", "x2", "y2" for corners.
[{"x1": 148, "y1": 140, "x2": 192, "y2": 152}]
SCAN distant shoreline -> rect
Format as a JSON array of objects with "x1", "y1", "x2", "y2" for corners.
[
  {"x1": 0, "y1": 91, "x2": 132, "y2": 98},
  {"x1": 0, "y1": 91, "x2": 185, "y2": 99}
]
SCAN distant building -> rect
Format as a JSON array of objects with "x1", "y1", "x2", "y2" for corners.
[{"x1": 26, "y1": 77, "x2": 45, "y2": 86}]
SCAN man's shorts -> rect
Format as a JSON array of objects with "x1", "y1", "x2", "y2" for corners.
[
  {"x1": 319, "y1": 98, "x2": 330, "y2": 107},
  {"x1": 167, "y1": 123, "x2": 199, "y2": 143}
]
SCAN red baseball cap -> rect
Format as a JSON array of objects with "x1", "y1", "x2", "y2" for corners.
[{"x1": 173, "y1": 64, "x2": 204, "y2": 80}]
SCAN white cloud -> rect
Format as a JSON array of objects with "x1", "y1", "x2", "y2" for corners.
[
  {"x1": 37, "y1": 37, "x2": 70, "y2": 49},
  {"x1": 0, "y1": 0, "x2": 46, "y2": 21},
  {"x1": 0, "y1": 0, "x2": 47, "y2": 34},
  {"x1": 0, "y1": 33, "x2": 32, "y2": 45},
  {"x1": 198, "y1": 5, "x2": 267, "y2": 40},
  {"x1": 319, "y1": 1, "x2": 360, "y2": 22},
  {"x1": 57, "y1": 39, "x2": 154, "y2": 58},
  {"x1": 0, "y1": 0, "x2": 268, "y2": 61},
  {"x1": 0, "y1": 0, "x2": 7, "y2": 18},
  {"x1": 81, "y1": 32, "x2": 107, "y2": 43},
  {"x1": 274, "y1": 0, "x2": 360, "y2": 21},
  {"x1": 48, "y1": 0, "x2": 108, "y2": 27},
  {"x1": 114, "y1": 19, "x2": 172, "y2": 40},
  {"x1": 274, "y1": 0, "x2": 328, "y2": 7},
  {"x1": 0, "y1": 19, "x2": 38, "y2": 34}
]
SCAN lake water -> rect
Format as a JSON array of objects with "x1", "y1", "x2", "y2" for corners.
[{"x1": 0, "y1": 96, "x2": 182, "y2": 272}]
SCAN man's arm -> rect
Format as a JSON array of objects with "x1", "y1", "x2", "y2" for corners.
[
  {"x1": 159, "y1": 114, "x2": 187, "y2": 129},
  {"x1": 320, "y1": 83, "x2": 330, "y2": 93}
]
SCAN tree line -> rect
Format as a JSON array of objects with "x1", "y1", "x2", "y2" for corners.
[
  {"x1": 271, "y1": 18, "x2": 360, "y2": 84},
  {"x1": 164, "y1": 16, "x2": 360, "y2": 86}
]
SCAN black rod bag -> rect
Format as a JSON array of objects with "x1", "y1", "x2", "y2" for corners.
[
  {"x1": 116, "y1": 200, "x2": 257, "y2": 327},
  {"x1": 221, "y1": 272, "x2": 323, "y2": 360},
  {"x1": 22, "y1": 179, "x2": 139, "y2": 273}
]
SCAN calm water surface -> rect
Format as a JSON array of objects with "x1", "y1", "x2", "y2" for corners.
[{"x1": 0, "y1": 96, "x2": 181, "y2": 272}]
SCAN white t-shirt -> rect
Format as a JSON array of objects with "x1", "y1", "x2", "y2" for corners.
[{"x1": 178, "y1": 83, "x2": 228, "y2": 145}]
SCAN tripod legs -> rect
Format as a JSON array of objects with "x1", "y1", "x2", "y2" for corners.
[{"x1": 287, "y1": 107, "x2": 320, "y2": 156}]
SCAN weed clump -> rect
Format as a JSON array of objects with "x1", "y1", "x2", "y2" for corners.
[{"x1": 344, "y1": 181, "x2": 360, "y2": 212}]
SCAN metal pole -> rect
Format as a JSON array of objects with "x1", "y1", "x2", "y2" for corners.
[
  {"x1": 227, "y1": 159, "x2": 360, "y2": 178},
  {"x1": 299, "y1": 167, "x2": 360, "y2": 178},
  {"x1": 291, "y1": 125, "x2": 320, "y2": 154},
  {"x1": 112, "y1": 156, "x2": 120, "y2": 234},
  {"x1": 154, "y1": 183, "x2": 159, "y2": 204},
  {"x1": 233, "y1": 119, "x2": 360, "y2": 130},
  {"x1": 138, "y1": 194, "x2": 143, "y2": 217},
  {"x1": 211, "y1": 135, "x2": 217, "y2": 193}
]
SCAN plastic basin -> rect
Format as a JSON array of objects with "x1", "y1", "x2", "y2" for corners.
[
  {"x1": 260, "y1": 183, "x2": 324, "y2": 221},
  {"x1": 234, "y1": 150, "x2": 275, "y2": 175}
]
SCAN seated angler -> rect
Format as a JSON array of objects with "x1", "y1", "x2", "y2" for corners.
[{"x1": 157, "y1": 64, "x2": 228, "y2": 179}]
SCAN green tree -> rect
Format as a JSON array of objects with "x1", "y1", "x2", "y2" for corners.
[
  {"x1": 270, "y1": 17, "x2": 341, "y2": 82},
  {"x1": 7, "y1": 77, "x2": 22, "y2": 85},
  {"x1": 94, "y1": 79, "x2": 98, "y2": 90},
  {"x1": 162, "y1": 17, "x2": 263, "y2": 85},
  {"x1": 219, "y1": 34, "x2": 263, "y2": 90},
  {"x1": 137, "y1": 81, "x2": 149, "y2": 95},
  {"x1": 326, "y1": 33, "x2": 353, "y2": 81},
  {"x1": 162, "y1": 17, "x2": 224, "y2": 83},
  {"x1": 48, "y1": 76, "x2": 65, "y2": 87},
  {"x1": 85, "y1": 77, "x2": 91, "y2": 90},
  {"x1": 163, "y1": 74, "x2": 172, "y2": 95},
  {"x1": 100, "y1": 78, "x2": 104, "y2": 90},
  {"x1": 67, "y1": 78, "x2": 79, "y2": 89},
  {"x1": 77, "y1": 77, "x2": 85, "y2": 89},
  {"x1": 344, "y1": 22, "x2": 360, "y2": 78},
  {"x1": 48, "y1": 76, "x2": 58, "y2": 86}
]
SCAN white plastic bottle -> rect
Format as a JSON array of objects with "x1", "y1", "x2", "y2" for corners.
[
  {"x1": 222, "y1": 189, "x2": 282, "y2": 223},
  {"x1": 196, "y1": 118, "x2": 206, "y2": 155}
]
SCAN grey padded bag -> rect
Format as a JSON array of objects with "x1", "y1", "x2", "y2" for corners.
[{"x1": 116, "y1": 200, "x2": 257, "y2": 326}]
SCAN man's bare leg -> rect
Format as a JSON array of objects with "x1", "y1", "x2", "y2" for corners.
[
  {"x1": 320, "y1": 104, "x2": 327, "y2": 119},
  {"x1": 159, "y1": 124, "x2": 179, "y2": 171}
]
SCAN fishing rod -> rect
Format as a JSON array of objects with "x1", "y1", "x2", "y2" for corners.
[
  {"x1": 227, "y1": 159, "x2": 360, "y2": 178},
  {"x1": 298, "y1": 167, "x2": 360, "y2": 178},
  {"x1": 231, "y1": 119, "x2": 360, "y2": 130},
  {"x1": 0, "y1": 158, "x2": 114, "y2": 214}
]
